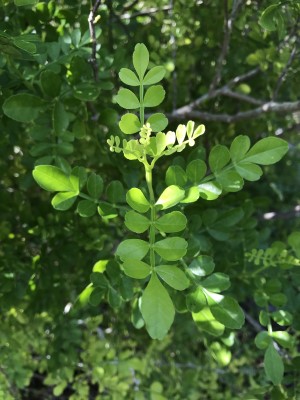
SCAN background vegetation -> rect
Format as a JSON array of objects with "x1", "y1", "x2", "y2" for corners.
[{"x1": 0, "y1": 0, "x2": 299, "y2": 399}]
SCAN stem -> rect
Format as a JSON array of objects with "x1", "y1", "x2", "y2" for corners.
[
  {"x1": 267, "y1": 303, "x2": 272, "y2": 336},
  {"x1": 140, "y1": 83, "x2": 144, "y2": 125},
  {"x1": 145, "y1": 164, "x2": 156, "y2": 270}
]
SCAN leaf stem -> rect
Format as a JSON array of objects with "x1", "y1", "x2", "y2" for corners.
[
  {"x1": 140, "y1": 82, "x2": 144, "y2": 125},
  {"x1": 145, "y1": 163, "x2": 156, "y2": 270}
]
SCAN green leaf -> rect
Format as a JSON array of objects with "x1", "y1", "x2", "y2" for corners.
[
  {"x1": 87, "y1": 173, "x2": 103, "y2": 199},
  {"x1": 192, "y1": 307, "x2": 225, "y2": 336},
  {"x1": 51, "y1": 191, "x2": 77, "y2": 211},
  {"x1": 216, "y1": 170, "x2": 244, "y2": 192},
  {"x1": 230, "y1": 135, "x2": 251, "y2": 162},
  {"x1": 165, "y1": 165, "x2": 187, "y2": 187},
  {"x1": 125, "y1": 210, "x2": 150, "y2": 233},
  {"x1": 264, "y1": 342, "x2": 284, "y2": 385},
  {"x1": 155, "y1": 211, "x2": 187, "y2": 233},
  {"x1": 155, "y1": 132, "x2": 167, "y2": 155},
  {"x1": 155, "y1": 265, "x2": 189, "y2": 290},
  {"x1": 123, "y1": 259, "x2": 151, "y2": 279},
  {"x1": 116, "y1": 239, "x2": 149, "y2": 261},
  {"x1": 72, "y1": 120, "x2": 86, "y2": 139},
  {"x1": 126, "y1": 188, "x2": 150, "y2": 213},
  {"x1": 3, "y1": 94, "x2": 44, "y2": 122},
  {"x1": 72, "y1": 167, "x2": 87, "y2": 190},
  {"x1": 77, "y1": 200, "x2": 97, "y2": 217},
  {"x1": 243, "y1": 137, "x2": 288, "y2": 165},
  {"x1": 271, "y1": 310, "x2": 293, "y2": 326},
  {"x1": 287, "y1": 231, "x2": 300, "y2": 258},
  {"x1": 14, "y1": 0, "x2": 38, "y2": 5},
  {"x1": 271, "y1": 331, "x2": 294, "y2": 349},
  {"x1": 119, "y1": 68, "x2": 140, "y2": 86},
  {"x1": 53, "y1": 101, "x2": 69, "y2": 134},
  {"x1": 90, "y1": 272, "x2": 108, "y2": 288},
  {"x1": 146, "y1": 113, "x2": 168, "y2": 132},
  {"x1": 156, "y1": 185, "x2": 185, "y2": 210},
  {"x1": 116, "y1": 88, "x2": 140, "y2": 109},
  {"x1": 108, "y1": 287, "x2": 122, "y2": 308},
  {"x1": 255, "y1": 331, "x2": 272, "y2": 350},
  {"x1": 181, "y1": 186, "x2": 200, "y2": 203},
  {"x1": 143, "y1": 66, "x2": 165, "y2": 85},
  {"x1": 209, "y1": 145, "x2": 230, "y2": 172},
  {"x1": 133, "y1": 43, "x2": 149, "y2": 80},
  {"x1": 40, "y1": 70, "x2": 62, "y2": 98},
  {"x1": 205, "y1": 291, "x2": 245, "y2": 329},
  {"x1": 235, "y1": 162, "x2": 263, "y2": 181},
  {"x1": 259, "y1": 5, "x2": 280, "y2": 31},
  {"x1": 98, "y1": 203, "x2": 118, "y2": 219},
  {"x1": 154, "y1": 237, "x2": 187, "y2": 261},
  {"x1": 198, "y1": 182, "x2": 222, "y2": 200},
  {"x1": 201, "y1": 273, "x2": 231, "y2": 293},
  {"x1": 186, "y1": 287, "x2": 207, "y2": 312},
  {"x1": 119, "y1": 113, "x2": 141, "y2": 134},
  {"x1": 193, "y1": 124, "x2": 205, "y2": 139},
  {"x1": 186, "y1": 160, "x2": 207, "y2": 184},
  {"x1": 73, "y1": 83, "x2": 100, "y2": 101},
  {"x1": 13, "y1": 38, "x2": 36, "y2": 53},
  {"x1": 143, "y1": 85, "x2": 165, "y2": 107},
  {"x1": 188, "y1": 255, "x2": 215, "y2": 277},
  {"x1": 106, "y1": 181, "x2": 125, "y2": 203},
  {"x1": 175, "y1": 124, "x2": 186, "y2": 144},
  {"x1": 33, "y1": 165, "x2": 79, "y2": 192},
  {"x1": 141, "y1": 273, "x2": 175, "y2": 340},
  {"x1": 89, "y1": 287, "x2": 106, "y2": 306}
]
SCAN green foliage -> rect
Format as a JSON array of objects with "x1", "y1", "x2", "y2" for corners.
[{"x1": 1, "y1": 1, "x2": 300, "y2": 398}]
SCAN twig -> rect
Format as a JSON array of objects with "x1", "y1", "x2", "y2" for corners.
[
  {"x1": 166, "y1": 100, "x2": 300, "y2": 123},
  {"x1": 273, "y1": 45, "x2": 298, "y2": 100},
  {"x1": 88, "y1": 0, "x2": 102, "y2": 81},
  {"x1": 209, "y1": 0, "x2": 242, "y2": 92},
  {"x1": 223, "y1": 89, "x2": 264, "y2": 105},
  {"x1": 261, "y1": 205, "x2": 300, "y2": 221},
  {"x1": 244, "y1": 310, "x2": 263, "y2": 332}
]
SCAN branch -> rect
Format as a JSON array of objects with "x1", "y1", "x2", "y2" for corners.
[
  {"x1": 261, "y1": 205, "x2": 300, "y2": 221},
  {"x1": 166, "y1": 100, "x2": 300, "y2": 123},
  {"x1": 88, "y1": 0, "x2": 102, "y2": 82},
  {"x1": 175, "y1": 68, "x2": 260, "y2": 115},
  {"x1": 209, "y1": 0, "x2": 242, "y2": 92},
  {"x1": 222, "y1": 89, "x2": 264, "y2": 105}
]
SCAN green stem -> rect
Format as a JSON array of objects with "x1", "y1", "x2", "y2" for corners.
[
  {"x1": 267, "y1": 304, "x2": 273, "y2": 336},
  {"x1": 140, "y1": 83, "x2": 144, "y2": 126},
  {"x1": 145, "y1": 164, "x2": 156, "y2": 270}
]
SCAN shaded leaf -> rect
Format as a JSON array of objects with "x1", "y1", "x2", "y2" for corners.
[
  {"x1": 155, "y1": 211, "x2": 187, "y2": 233},
  {"x1": 264, "y1": 342, "x2": 284, "y2": 385},
  {"x1": 155, "y1": 265, "x2": 189, "y2": 290},
  {"x1": 123, "y1": 259, "x2": 151, "y2": 279},
  {"x1": 125, "y1": 210, "x2": 150, "y2": 233},
  {"x1": 141, "y1": 273, "x2": 175, "y2": 340},
  {"x1": 116, "y1": 88, "x2": 140, "y2": 109},
  {"x1": 116, "y1": 239, "x2": 149, "y2": 261},
  {"x1": 154, "y1": 237, "x2": 188, "y2": 261}
]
